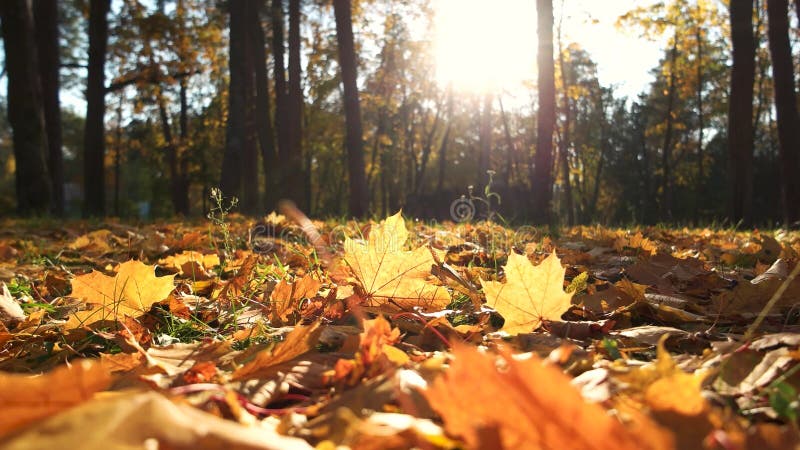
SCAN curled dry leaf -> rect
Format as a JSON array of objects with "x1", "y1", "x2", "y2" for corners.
[
  {"x1": 232, "y1": 322, "x2": 323, "y2": 381},
  {"x1": 481, "y1": 251, "x2": 573, "y2": 335},
  {"x1": 68, "y1": 260, "x2": 176, "y2": 328},
  {"x1": 0, "y1": 282, "x2": 25, "y2": 329},
  {"x1": 0, "y1": 359, "x2": 112, "y2": 438},
  {"x1": 422, "y1": 343, "x2": 674, "y2": 450},
  {"x1": 269, "y1": 274, "x2": 322, "y2": 324},
  {"x1": 0, "y1": 390, "x2": 313, "y2": 450},
  {"x1": 343, "y1": 211, "x2": 449, "y2": 311}
]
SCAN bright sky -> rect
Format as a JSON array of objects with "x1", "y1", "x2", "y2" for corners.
[{"x1": 433, "y1": 0, "x2": 663, "y2": 100}]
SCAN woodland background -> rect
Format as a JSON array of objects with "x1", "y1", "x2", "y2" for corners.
[{"x1": 1, "y1": 0, "x2": 799, "y2": 226}]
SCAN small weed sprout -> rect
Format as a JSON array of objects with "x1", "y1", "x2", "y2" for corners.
[
  {"x1": 207, "y1": 187, "x2": 238, "y2": 271},
  {"x1": 451, "y1": 170, "x2": 503, "y2": 223}
]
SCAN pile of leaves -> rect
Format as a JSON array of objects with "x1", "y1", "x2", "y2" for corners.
[{"x1": 1, "y1": 211, "x2": 800, "y2": 449}]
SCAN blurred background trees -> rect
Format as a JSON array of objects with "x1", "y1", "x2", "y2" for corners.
[{"x1": 0, "y1": 0, "x2": 798, "y2": 227}]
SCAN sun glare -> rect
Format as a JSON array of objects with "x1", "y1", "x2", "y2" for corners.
[{"x1": 434, "y1": 0, "x2": 537, "y2": 93}]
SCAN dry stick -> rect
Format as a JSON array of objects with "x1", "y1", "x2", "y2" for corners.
[
  {"x1": 278, "y1": 200, "x2": 333, "y2": 269},
  {"x1": 742, "y1": 259, "x2": 800, "y2": 343}
]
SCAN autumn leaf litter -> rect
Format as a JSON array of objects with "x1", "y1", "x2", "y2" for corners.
[{"x1": 0, "y1": 214, "x2": 799, "y2": 449}]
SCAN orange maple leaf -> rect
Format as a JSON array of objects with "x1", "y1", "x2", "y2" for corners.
[
  {"x1": 480, "y1": 251, "x2": 573, "y2": 334},
  {"x1": 68, "y1": 260, "x2": 176, "y2": 327},
  {"x1": 0, "y1": 359, "x2": 111, "y2": 438},
  {"x1": 423, "y1": 344, "x2": 674, "y2": 450},
  {"x1": 343, "y1": 211, "x2": 449, "y2": 311}
]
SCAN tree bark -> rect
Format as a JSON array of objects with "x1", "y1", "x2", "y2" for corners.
[
  {"x1": 34, "y1": 0, "x2": 64, "y2": 216},
  {"x1": 728, "y1": 0, "x2": 756, "y2": 225},
  {"x1": 333, "y1": 0, "x2": 369, "y2": 217},
  {"x1": 83, "y1": 0, "x2": 110, "y2": 216},
  {"x1": 0, "y1": 0, "x2": 51, "y2": 214},
  {"x1": 220, "y1": 0, "x2": 246, "y2": 202},
  {"x1": 767, "y1": 0, "x2": 800, "y2": 225},
  {"x1": 286, "y1": 0, "x2": 307, "y2": 210},
  {"x1": 249, "y1": 5, "x2": 279, "y2": 212},
  {"x1": 531, "y1": 0, "x2": 556, "y2": 224},
  {"x1": 271, "y1": 0, "x2": 290, "y2": 162}
]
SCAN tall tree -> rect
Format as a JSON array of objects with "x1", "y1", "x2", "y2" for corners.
[
  {"x1": 249, "y1": 3, "x2": 280, "y2": 211},
  {"x1": 333, "y1": 0, "x2": 369, "y2": 217},
  {"x1": 531, "y1": 0, "x2": 556, "y2": 223},
  {"x1": 83, "y1": 0, "x2": 111, "y2": 216},
  {"x1": 766, "y1": 0, "x2": 800, "y2": 225},
  {"x1": 286, "y1": 0, "x2": 307, "y2": 210},
  {"x1": 271, "y1": 0, "x2": 290, "y2": 160},
  {"x1": 728, "y1": 0, "x2": 756, "y2": 225},
  {"x1": 767, "y1": 0, "x2": 800, "y2": 224},
  {"x1": 34, "y1": 0, "x2": 64, "y2": 216},
  {"x1": 221, "y1": 0, "x2": 260, "y2": 215},
  {"x1": 0, "y1": 0, "x2": 52, "y2": 214},
  {"x1": 556, "y1": 14, "x2": 574, "y2": 225}
]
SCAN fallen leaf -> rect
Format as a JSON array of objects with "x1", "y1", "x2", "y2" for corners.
[
  {"x1": 233, "y1": 322, "x2": 322, "y2": 380},
  {"x1": 0, "y1": 359, "x2": 112, "y2": 438},
  {"x1": 0, "y1": 390, "x2": 313, "y2": 450},
  {"x1": 68, "y1": 260, "x2": 176, "y2": 327},
  {"x1": 270, "y1": 274, "x2": 322, "y2": 323},
  {"x1": 481, "y1": 251, "x2": 573, "y2": 335},
  {"x1": 327, "y1": 316, "x2": 409, "y2": 386},
  {"x1": 422, "y1": 343, "x2": 673, "y2": 450},
  {"x1": 67, "y1": 229, "x2": 114, "y2": 256},
  {"x1": 0, "y1": 282, "x2": 25, "y2": 328},
  {"x1": 343, "y1": 211, "x2": 449, "y2": 311}
]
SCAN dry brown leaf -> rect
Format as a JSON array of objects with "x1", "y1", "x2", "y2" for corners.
[
  {"x1": 343, "y1": 211, "x2": 449, "y2": 311},
  {"x1": 270, "y1": 274, "x2": 322, "y2": 323},
  {"x1": 422, "y1": 343, "x2": 674, "y2": 450},
  {"x1": 158, "y1": 250, "x2": 220, "y2": 275},
  {"x1": 0, "y1": 390, "x2": 312, "y2": 450},
  {"x1": 67, "y1": 229, "x2": 114, "y2": 256},
  {"x1": 0, "y1": 359, "x2": 112, "y2": 438},
  {"x1": 67, "y1": 260, "x2": 176, "y2": 327},
  {"x1": 232, "y1": 322, "x2": 322, "y2": 380},
  {"x1": 480, "y1": 251, "x2": 573, "y2": 335}
]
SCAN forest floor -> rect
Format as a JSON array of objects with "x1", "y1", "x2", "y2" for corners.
[{"x1": 0, "y1": 210, "x2": 799, "y2": 449}]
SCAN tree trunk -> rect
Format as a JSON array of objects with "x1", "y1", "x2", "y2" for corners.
[
  {"x1": 113, "y1": 97, "x2": 122, "y2": 217},
  {"x1": 415, "y1": 99, "x2": 442, "y2": 195},
  {"x1": 34, "y1": 0, "x2": 63, "y2": 216},
  {"x1": 286, "y1": 0, "x2": 307, "y2": 210},
  {"x1": 333, "y1": 0, "x2": 369, "y2": 217},
  {"x1": 240, "y1": 0, "x2": 260, "y2": 215},
  {"x1": 728, "y1": 0, "x2": 756, "y2": 225},
  {"x1": 767, "y1": 0, "x2": 800, "y2": 225},
  {"x1": 249, "y1": 5, "x2": 279, "y2": 212},
  {"x1": 694, "y1": 17, "x2": 704, "y2": 224},
  {"x1": 0, "y1": 0, "x2": 51, "y2": 214},
  {"x1": 436, "y1": 89, "x2": 454, "y2": 195},
  {"x1": 270, "y1": 0, "x2": 290, "y2": 161},
  {"x1": 83, "y1": 0, "x2": 110, "y2": 216},
  {"x1": 557, "y1": 35, "x2": 574, "y2": 226},
  {"x1": 661, "y1": 37, "x2": 679, "y2": 222},
  {"x1": 531, "y1": 0, "x2": 556, "y2": 224},
  {"x1": 590, "y1": 90, "x2": 609, "y2": 221},
  {"x1": 220, "y1": 0, "x2": 246, "y2": 201},
  {"x1": 477, "y1": 93, "x2": 492, "y2": 183}
]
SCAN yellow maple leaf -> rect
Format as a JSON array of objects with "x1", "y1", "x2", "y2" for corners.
[
  {"x1": 480, "y1": 251, "x2": 573, "y2": 334},
  {"x1": 343, "y1": 211, "x2": 449, "y2": 311},
  {"x1": 68, "y1": 260, "x2": 176, "y2": 328}
]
